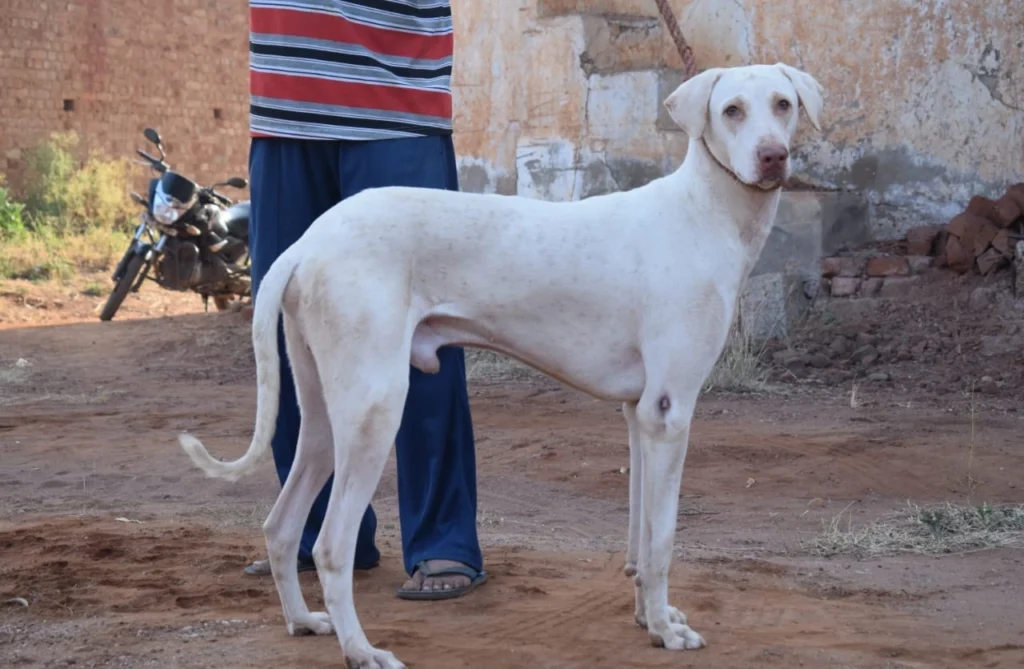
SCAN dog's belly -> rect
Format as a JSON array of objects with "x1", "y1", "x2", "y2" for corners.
[{"x1": 410, "y1": 314, "x2": 646, "y2": 402}]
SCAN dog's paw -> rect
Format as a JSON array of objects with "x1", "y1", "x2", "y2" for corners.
[
  {"x1": 344, "y1": 645, "x2": 406, "y2": 669},
  {"x1": 287, "y1": 611, "x2": 334, "y2": 636},
  {"x1": 648, "y1": 622, "x2": 706, "y2": 651},
  {"x1": 623, "y1": 561, "x2": 638, "y2": 578}
]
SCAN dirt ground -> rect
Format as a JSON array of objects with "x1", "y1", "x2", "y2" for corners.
[{"x1": 1, "y1": 274, "x2": 1023, "y2": 669}]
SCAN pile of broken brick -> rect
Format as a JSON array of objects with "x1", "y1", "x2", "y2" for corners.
[
  {"x1": 820, "y1": 183, "x2": 1024, "y2": 300},
  {"x1": 820, "y1": 253, "x2": 930, "y2": 299},
  {"x1": 906, "y1": 183, "x2": 1024, "y2": 277}
]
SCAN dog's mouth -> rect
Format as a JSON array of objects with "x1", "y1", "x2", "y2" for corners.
[{"x1": 753, "y1": 178, "x2": 784, "y2": 190}]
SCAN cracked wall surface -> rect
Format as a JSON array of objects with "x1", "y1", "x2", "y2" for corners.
[
  {"x1": 452, "y1": 0, "x2": 1024, "y2": 238},
  {"x1": 0, "y1": 0, "x2": 1019, "y2": 240}
]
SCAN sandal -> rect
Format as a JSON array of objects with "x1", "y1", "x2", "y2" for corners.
[{"x1": 395, "y1": 560, "x2": 488, "y2": 601}]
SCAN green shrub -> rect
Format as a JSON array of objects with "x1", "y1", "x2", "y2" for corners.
[
  {"x1": 0, "y1": 133, "x2": 137, "y2": 285},
  {"x1": 22, "y1": 131, "x2": 135, "y2": 236},
  {"x1": 0, "y1": 174, "x2": 26, "y2": 240},
  {"x1": 23, "y1": 131, "x2": 78, "y2": 223}
]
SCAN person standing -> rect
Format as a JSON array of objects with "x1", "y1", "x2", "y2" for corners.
[{"x1": 243, "y1": 0, "x2": 486, "y2": 600}]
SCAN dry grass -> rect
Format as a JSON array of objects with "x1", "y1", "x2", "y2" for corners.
[
  {"x1": 466, "y1": 349, "x2": 543, "y2": 383},
  {"x1": 0, "y1": 228, "x2": 131, "y2": 283},
  {"x1": 703, "y1": 322, "x2": 771, "y2": 393},
  {"x1": 964, "y1": 379, "x2": 980, "y2": 498},
  {"x1": 807, "y1": 502, "x2": 1024, "y2": 558},
  {"x1": 0, "y1": 359, "x2": 32, "y2": 386},
  {"x1": 0, "y1": 360, "x2": 34, "y2": 407}
]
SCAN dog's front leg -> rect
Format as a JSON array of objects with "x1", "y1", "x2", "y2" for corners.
[
  {"x1": 622, "y1": 402, "x2": 648, "y2": 628},
  {"x1": 626, "y1": 403, "x2": 691, "y2": 632},
  {"x1": 633, "y1": 392, "x2": 705, "y2": 651}
]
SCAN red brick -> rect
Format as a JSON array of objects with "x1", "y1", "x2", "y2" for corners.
[
  {"x1": 944, "y1": 235, "x2": 973, "y2": 274},
  {"x1": 992, "y1": 194, "x2": 1022, "y2": 228},
  {"x1": 906, "y1": 224, "x2": 945, "y2": 256},
  {"x1": 992, "y1": 229, "x2": 1013, "y2": 257},
  {"x1": 946, "y1": 213, "x2": 990, "y2": 251},
  {"x1": 830, "y1": 277, "x2": 861, "y2": 297},
  {"x1": 977, "y1": 248, "x2": 1006, "y2": 276},
  {"x1": 0, "y1": 1, "x2": 251, "y2": 194},
  {"x1": 837, "y1": 257, "x2": 867, "y2": 277},
  {"x1": 1006, "y1": 184, "x2": 1024, "y2": 211},
  {"x1": 865, "y1": 256, "x2": 910, "y2": 277},
  {"x1": 973, "y1": 219, "x2": 1001, "y2": 256},
  {"x1": 966, "y1": 195, "x2": 997, "y2": 221},
  {"x1": 819, "y1": 256, "x2": 867, "y2": 277}
]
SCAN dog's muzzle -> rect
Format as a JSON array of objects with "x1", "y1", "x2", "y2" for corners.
[{"x1": 756, "y1": 144, "x2": 789, "y2": 183}]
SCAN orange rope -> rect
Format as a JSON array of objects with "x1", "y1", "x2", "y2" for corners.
[{"x1": 654, "y1": 0, "x2": 698, "y2": 79}]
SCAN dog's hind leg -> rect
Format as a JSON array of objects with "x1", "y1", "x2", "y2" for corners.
[
  {"x1": 262, "y1": 316, "x2": 335, "y2": 637},
  {"x1": 631, "y1": 374, "x2": 705, "y2": 651},
  {"x1": 310, "y1": 333, "x2": 411, "y2": 669}
]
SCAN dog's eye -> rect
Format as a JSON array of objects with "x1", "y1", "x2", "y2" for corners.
[
  {"x1": 777, "y1": 99, "x2": 792, "y2": 111},
  {"x1": 724, "y1": 105, "x2": 741, "y2": 117}
]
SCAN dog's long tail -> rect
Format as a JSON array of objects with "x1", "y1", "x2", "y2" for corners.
[{"x1": 178, "y1": 248, "x2": 300, "y2": 482}]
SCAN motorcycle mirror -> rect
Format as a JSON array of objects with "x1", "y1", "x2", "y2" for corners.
[
  {"x1": 143, "y1": 127, "x2": 162, "y2": 147},
  {"x1": 226, "y1": 177, "x2": 248, "y2": 189}
]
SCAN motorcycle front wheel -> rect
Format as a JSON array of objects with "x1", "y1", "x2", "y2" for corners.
[{"x1": 100, "y1": 253, "x2": 146, "y2": 321}]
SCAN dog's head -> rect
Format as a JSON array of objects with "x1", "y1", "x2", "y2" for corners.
[{"x1": 663, "y1": 63, "x2": 824, "y2": 190}]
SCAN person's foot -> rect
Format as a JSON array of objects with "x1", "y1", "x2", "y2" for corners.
[{"x1": 396, "y1": 559, "x2": 488, "y2": 601}]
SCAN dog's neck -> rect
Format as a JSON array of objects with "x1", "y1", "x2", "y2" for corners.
[{"x1": 675, "y1": 138, "x2": 782, "y2": 261}]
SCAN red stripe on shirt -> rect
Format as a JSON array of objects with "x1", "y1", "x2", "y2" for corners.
[
  {"x1": 251, "y1": 71, "x2": 452, "y2": 118},
  {"x1": 251, "y1": 7, "x2": 452, "y2": 61}
]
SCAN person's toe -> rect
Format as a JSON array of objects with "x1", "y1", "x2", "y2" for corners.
[
  {"x1": 400, "y1": 570, "x2": 423, "y2": 592},
  {"x1": 405, "y1": 560, "x2": 473, "y2": 592}
]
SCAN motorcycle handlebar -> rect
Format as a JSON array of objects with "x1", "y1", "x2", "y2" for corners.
[
  {"x1": 201, "y1": 187, "x2": 233, "y2": 207},
  {"x1": 136, "y1": 149, "x2": 166, "y2": 172}
]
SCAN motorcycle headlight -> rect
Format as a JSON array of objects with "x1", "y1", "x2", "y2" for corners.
[{"x1": 152, "y1": 186, "x2": 189, "y2": 225}]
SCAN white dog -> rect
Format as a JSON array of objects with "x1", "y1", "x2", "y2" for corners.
[{"x1": 179, "y1": 63, "x2": 823, "y2": 668}]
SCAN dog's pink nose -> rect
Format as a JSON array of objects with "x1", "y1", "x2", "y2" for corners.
[{"x1": 757, "y1": 145, "x2": 789, "y2": 179}]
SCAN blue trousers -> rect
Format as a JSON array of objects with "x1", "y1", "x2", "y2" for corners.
[{"x1": 248, "y1": 134, "x2": 483, "y2": 577}]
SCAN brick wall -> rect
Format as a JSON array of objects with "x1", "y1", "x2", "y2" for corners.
[{"x1": 0, "y1": 0, "x2": 250, "y2": 194}]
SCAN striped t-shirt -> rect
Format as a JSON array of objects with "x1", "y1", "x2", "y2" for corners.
[{"x1": 249, "y1": 0, "x2": 454, "y2": 141}]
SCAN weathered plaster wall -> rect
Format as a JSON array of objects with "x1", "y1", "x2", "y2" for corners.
[
  {"x1": 452, "y1": 0, "x2": 1024, "y2": 239},
  {"x1": 452, "y1": 0, "x2": 690, "y2": 201},
  {"x1": 2, "y1": 0, "x2": 1018, "y2": 241}
]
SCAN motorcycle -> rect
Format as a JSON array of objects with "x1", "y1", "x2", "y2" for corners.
[{"x1": 100, "y1": 127, "x2": 252, "y2": 321}]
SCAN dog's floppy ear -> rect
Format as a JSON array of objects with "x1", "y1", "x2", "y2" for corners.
[
  {"x1": 775, "y1": 63, "x2": 824, "y2": 132},
  {"x1": 663, "y1": 68, "x2": 724, "y2": 139}
]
